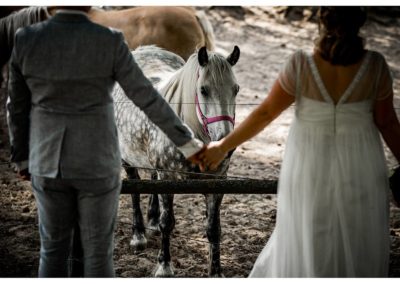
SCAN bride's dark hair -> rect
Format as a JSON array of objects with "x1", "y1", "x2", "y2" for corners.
[{"x1": 315, "y1": 7, "x2": 367, "y2": 66}]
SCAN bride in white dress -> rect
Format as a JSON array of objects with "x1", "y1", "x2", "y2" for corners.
[{"x1": 199, "y1": 7, "x2": 400, "y2": 277}]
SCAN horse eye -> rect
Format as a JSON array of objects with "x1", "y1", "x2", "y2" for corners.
[{"x1": 200, "y1": 86, "x2": 209, "y2": 96}]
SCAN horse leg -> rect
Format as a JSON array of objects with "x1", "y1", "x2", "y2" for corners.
[
  {"x1": 147, "y1": 194, "x2": 160, "y2": 235},
  {"x1": 130, "y1": 193, "x2": 147, "y2": 251},
  {"x1": 154, "y1": 194, "x2": 175, "y2": 277},
  {"x1": 123, "y1": 163, "x2": 147, "y2": 251},
  {"x1": 147, "y1": 172, "x2": 160, "y2": 236},
  {"x1": 205, "y1": 193, "x2": 224, "y2": 277}
]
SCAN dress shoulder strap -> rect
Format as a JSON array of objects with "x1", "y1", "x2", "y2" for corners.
[{"x1": 295, "y1": 50, "x2": 307, "y2": 101}]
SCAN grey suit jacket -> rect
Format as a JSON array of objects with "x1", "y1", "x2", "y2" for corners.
[{"x1": 7, "y1": 11, "x2": 201, "y2": 179}]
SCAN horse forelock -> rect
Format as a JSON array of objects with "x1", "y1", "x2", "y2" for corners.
[{"x1": 203, "y1": 53, "x2": 236, "y2": 87}]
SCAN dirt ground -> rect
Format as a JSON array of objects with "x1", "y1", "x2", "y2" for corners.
[{"x1": 0, "y1": 6, "x2": 399, "y2": 278}]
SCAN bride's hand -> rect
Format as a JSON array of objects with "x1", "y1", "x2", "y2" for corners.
[{"x1": 198, "y1": 140, "x2": 227, "y2": 172}]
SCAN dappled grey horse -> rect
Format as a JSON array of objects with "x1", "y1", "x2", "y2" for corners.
[{"x1": 113, "y1": 45, "x2": 240, "y2": 277}]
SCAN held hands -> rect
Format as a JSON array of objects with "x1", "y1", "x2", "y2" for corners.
[
  {"x1": 187, "y1": 145, "x2": 207, "y2": 165},
  {"x1": 198, "y1": 141, "x2": 227, "y2": 171},
  {"x1": 187, "y1": 141, "x2": 228, "y2": 172}
]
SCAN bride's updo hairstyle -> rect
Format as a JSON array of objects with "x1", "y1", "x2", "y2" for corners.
[{"x1": 316, "y1": 7, "x2": 367, "y2": 66}]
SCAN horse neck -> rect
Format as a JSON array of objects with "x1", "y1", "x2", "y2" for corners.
[{"x1": 160, "y1": 62, "x2": 208, "y2": 142}]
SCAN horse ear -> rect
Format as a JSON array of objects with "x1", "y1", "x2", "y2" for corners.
[
  {"x1": 227, "y1": 46, "x2": 240, "y2": 66},
  {"x1": 198, "y1": 46, "x2": 208, "y2": 67}
]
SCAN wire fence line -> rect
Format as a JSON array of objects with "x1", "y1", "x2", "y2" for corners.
[
  {"x1": 123, "y1": 165, "x2": 259, "y2": 180},
  {"x1": 0, "y1": 160, "x2": 260, "y2": 181},
  {"x1": 0, "y1": 160, "x2": 399, "y2": 181},
  {"x1": 116, "y1": 220, "x2": 269, "y2": 257},
  {"x1": 115, "y1": 101, "x2": 263, "y2": 106},
  {"x1": 118, "y1": 220, "x2": 222, "y2": 247},
  {"x1": 114, "y1": 100, "x2": 400, "y2": 110}
]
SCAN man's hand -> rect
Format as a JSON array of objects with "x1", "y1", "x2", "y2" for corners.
[{"x1": 18, "y1": 168, "x2": 31, "y2": 181}]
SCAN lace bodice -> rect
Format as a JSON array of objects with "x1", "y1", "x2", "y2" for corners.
[{"x1": 278, "y1": 49, "x2": 393, "y2": 104}]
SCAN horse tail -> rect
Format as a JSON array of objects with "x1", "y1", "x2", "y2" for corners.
[{"x1": 195, "y1": 10, "x2": 216, "y2": 51}]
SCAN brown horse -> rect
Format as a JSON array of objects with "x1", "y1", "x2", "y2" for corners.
[
  {"x1": 1, "y1": 6, "x2": 215, "y2": 86},
  {"x1": 88, "y1": 6, "x2": 215, "y2": 61}
]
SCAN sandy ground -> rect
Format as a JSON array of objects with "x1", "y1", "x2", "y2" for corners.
[{"x1": 0, "y1": 6, "x2": 399, "y2": 277}]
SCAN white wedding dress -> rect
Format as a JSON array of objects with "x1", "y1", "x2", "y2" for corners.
[{"x1": 249, "y1": 50, "x2": 392, "y2": 277}]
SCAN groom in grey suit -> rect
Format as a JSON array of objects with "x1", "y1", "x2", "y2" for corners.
[{"x1": 7, "y1": 6, "x2": 203, "y2": 277}]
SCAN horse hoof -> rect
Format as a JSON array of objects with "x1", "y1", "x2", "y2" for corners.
[
  {"x1": 154, "y1": 263, "x2": 175, "y2": 277},
  {"x1": 129, "y1": 233, "x2": 147, "y2": 251}
]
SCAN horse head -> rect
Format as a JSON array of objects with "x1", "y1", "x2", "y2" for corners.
[
  {"x1": 131, "y1": 44, "x2": 240, "y2": 162},
  {"x1": 184, "y1": 46, "x2": 240, "y2": 144}
]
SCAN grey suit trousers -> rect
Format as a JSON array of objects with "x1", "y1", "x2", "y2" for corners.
[{"x1": 31, "y1": 174, "x2": 121, "y2": 277}]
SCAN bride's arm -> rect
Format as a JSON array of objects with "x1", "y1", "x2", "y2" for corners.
[{"x1": 199, "y1": 79, "x2": 295, "y2": 171}]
